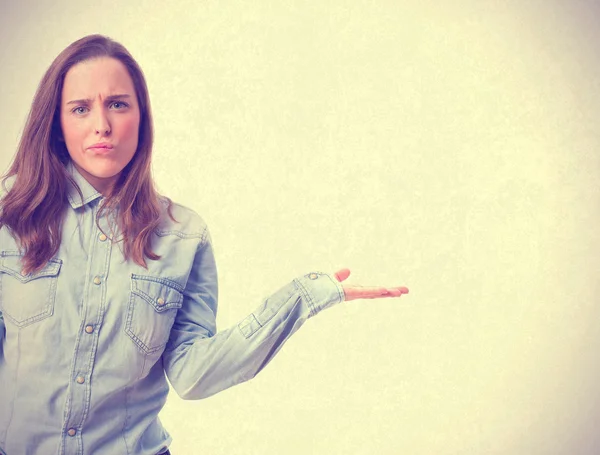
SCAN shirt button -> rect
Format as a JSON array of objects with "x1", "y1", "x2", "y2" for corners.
[
  {"x1": 99, "y1": 233, "x2": 108, "y2": 241},
  {"x1": 67, "y1": 428, "x2": 76, "y2": 436},
  {"x1": 308, "y1": 273, "x2": 319, "y2": 280},
  {"x1": 76, "y1": 376, "x2": 85, "y2": 384},
  {"x1": 85, "y1": 325, "x2": 94, "y2": 334},
  {"x1": 157, "y1": 297, "x2": 165, "y2": 306},
  {"x1": 93, "y1": 276, "x2": 102, "y2": 285}
]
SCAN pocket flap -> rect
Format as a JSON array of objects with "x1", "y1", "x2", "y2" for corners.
[
  {"x1": 0, "y1": 251, "x2": 62, "y2": 283},
  {"x1": 131, "y1": 274, "x2": 183, "y2": 312}
]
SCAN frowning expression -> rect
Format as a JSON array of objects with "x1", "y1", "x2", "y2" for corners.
[{"x1": 60, "y1": 56, "x2": 140, "y2": 195}]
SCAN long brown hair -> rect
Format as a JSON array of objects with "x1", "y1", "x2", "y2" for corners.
[{"x1": 0, "y1": 34, "x2": 176, "y2": 275}]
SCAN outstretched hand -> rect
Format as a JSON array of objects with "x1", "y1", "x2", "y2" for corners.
[{"x1": 334, "y1": 268, "x2": 409, "y2": 302}]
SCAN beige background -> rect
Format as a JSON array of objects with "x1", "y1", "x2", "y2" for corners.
[{"x1": 1, "y1": 1, "x2": 600, "y2": 454}]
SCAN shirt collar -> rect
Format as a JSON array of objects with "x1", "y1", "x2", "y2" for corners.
[{"x1": 66, "y1": 160, "x2": 104, "y2": 209}]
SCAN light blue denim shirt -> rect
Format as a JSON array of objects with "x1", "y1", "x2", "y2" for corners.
[{"x1": 0, "y1": 161, "x2": 345, "y2": 455}]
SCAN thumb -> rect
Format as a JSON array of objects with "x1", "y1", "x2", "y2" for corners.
[{"x1": 334, "y1": 268, "x2": 351, "y2": 282}]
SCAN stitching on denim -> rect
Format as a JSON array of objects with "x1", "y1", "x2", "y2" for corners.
[
  {"x1": 324, "y1": 274, "x2": 345, "y2": 303},
  {"x1": 238, "y1": 313, "x2": 261, "y2": 338},
  {"x1": 0, "y1": 258, "x2": 61, "y2": 282},
  {"x1": 78, "y1": 320, "x2": 95, "y2": 435},
  {"x1": 2, "y1": 302, "x2": 54, "y2": 328},
  {"x1": 77, "y1": 426, "x2": 84, "y2": 455},
  {"x1": 67, "y1": 190, "x2": 101, "y2": 209},
  {"x1": 77, "y1": 237, "x2": 112, "y2": 442},
  {"x1": 0, "y1": 254, "x2": 60, "y2": 328},
  {"x1": 126, "y1": 276, "x2": 180, "y2": 354},
  {"x1": 62, "y1": 304, "x2": 87, "y2": 454},
  {"x1": 130, "y1": 289, "x2": 183, "y2": 311},
  {"x1": 239, "y1": 296, "x2": 304, "y2": 381},
  {"x1": 124, "y1": 323, "x2": 167, "y2": 355},
  {"x1": 131, "y1": 274, "x2": 184, "y2": 294},
  {"x1": 154, "y1": 223, "x2": 208, "y2": 243},
  {"x1": 199, "y1": 224, "x2": 209, "y2": 245},
  {"x1": 293, "y1": 278, "x2": 317, "y2": 317},
  {"x1": 124, "y1": 290, "x2": 153, "y2": 354},
  {"x1": 56, "y1": 208, "x2": 97, "y2": 455},
  {"x1": 154, "y1": 229, "x2": 204, "y2": 239},
  {"x1": 61, "y1": 347, "x2": 77, "y2": 455},
  {"x1": 259, "y1": 289, "x2": 296, "y2": 325}
]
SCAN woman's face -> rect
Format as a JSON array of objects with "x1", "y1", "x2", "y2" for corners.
[{"x1": 60, "y1": 56, "x2": 140, "y2": 195}]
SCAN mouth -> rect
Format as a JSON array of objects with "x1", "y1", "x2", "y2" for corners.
[{"x1": 88, "y1": 144, "x2": 115, "y2": 153}]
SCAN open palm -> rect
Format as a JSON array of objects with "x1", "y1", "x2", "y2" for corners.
[{"x1": 334, "y1": 268, "x2": 409, "y2": 302}]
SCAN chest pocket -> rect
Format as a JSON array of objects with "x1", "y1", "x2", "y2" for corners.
[
  {"x1": 125, "y1": 274, "x2": 184, "y2": 355},
  {"x1": 0, "y1": 251, "x2": 62, "y2": 328}
]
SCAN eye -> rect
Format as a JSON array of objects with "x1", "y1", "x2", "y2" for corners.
[
  {"x1": 72, "y1": 106, "x2": 89, "y2": 115},
  {"x1": 111, "y1": 101, "x2": 129, "y2": 109}
]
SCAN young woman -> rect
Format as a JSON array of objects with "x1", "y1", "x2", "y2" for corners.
[{"x1": 0, "y1": 34, "x2": 408, "y2": 455}]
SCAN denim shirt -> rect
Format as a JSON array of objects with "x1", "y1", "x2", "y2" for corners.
[{"x1": 0, "y1": 161, "x2": 345, "y2": 455}]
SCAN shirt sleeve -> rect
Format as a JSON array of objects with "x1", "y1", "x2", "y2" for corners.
[{"x1": 161, "y1": 230, "x2": 346, "y2": 400}]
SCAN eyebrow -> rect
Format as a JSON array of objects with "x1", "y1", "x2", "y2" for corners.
[{"x1": 65, "y1": 94, "x2": 132, "y2": 105}]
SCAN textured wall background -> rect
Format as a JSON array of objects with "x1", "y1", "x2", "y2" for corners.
[{"x1": 1, "y1": 1, "x2": 599, "y2": 453}]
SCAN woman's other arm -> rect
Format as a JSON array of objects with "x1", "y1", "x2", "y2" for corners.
[{"x1": 162, "y1": 231, "x2": 408, "y2": 400}]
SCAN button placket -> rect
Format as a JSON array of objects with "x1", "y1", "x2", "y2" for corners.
[{"x1": 63, "y1": 221, "x2": 111, "y2": 444}]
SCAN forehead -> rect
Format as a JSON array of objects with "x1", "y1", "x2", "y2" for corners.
[{"x1": 61, "y1": 57, "x2": 135, "y2": 101}]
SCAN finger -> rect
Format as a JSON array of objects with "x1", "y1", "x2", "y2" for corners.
[
  {"x1": 384, "y1": 287, "x2": 409, "y2": 297},
  {"x1": 345, "y1": 286, "x2": 389, "y2": 300},
  {"x1": 378, "y1": 287, "x2": 409, "y2": 296},
  {"x1": 343, "y1": 286, "x2": 409, "y2": 301},
  {"x1": 334, "y1": 268, "x2": 351, "y2": 282}
]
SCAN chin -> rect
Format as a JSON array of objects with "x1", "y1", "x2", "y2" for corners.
[
  {"x1": 79, "y1": 162, "x2": 126, "y2": 179},
  {"x1": 95, "y1": 168, "x2": 127, "y2": 179}
]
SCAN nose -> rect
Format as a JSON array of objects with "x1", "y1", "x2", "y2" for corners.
[{"x1": 93, "y1": 108, "x2": 111, "y2": 136}]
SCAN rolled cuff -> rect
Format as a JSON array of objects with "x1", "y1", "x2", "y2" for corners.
[{"x1": 293, "y1": 271, "x2": 345, "y2": 317}]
